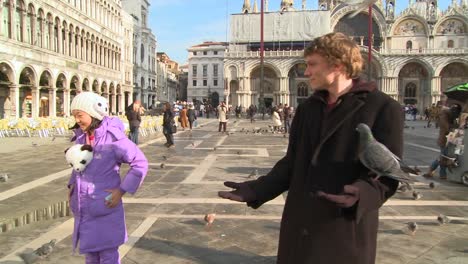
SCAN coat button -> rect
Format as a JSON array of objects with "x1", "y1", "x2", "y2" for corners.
[{"x1": 301, "y1": 228, "x2": 309, "y2": 236}]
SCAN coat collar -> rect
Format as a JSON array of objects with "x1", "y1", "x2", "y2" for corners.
[
  {"x1": 309, "y1": 79, "x2": 376, "y2": 104},
  {"x1": 309, "y1": 79, "x2": 374, "y2": 165}
]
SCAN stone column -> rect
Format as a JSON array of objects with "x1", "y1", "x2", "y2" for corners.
[
  {"x1": 31, "y1": 87, "x2": 39, "y2": 118},
  {"x1": 9, "y1": 84, "x2": 19, "y2": 118},
  {"x1": 111, "y1": 93, "x2": 116, "y2": 114},
  {"x1": 87, "y1": 39, "x2": 91, "y2": 62},
  {"x1": 119, "y1": 92, "x2": 125, "y2": 113},
  {"x1": 100, "y1": 45, "x2": 104, "y2": 66},
  {"x1": 70, "y1": 31, "x2": 75, "y2": 57},
  {"x1": 431, "y1": 76, "x2": 441, "y2": 103},
  {"x1": 48, "y1": 87, "x2": 56, "y2": 117},
  {"x1": 0, "y1": 1, "x2": 4, "y2": 37},
  {"x1": 64, "y1": 89, "x2": 70, "y2": 117}
]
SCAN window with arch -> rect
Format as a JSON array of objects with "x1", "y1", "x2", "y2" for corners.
[
  {"x1": 404, "y1": 82, "x2": 417, "y2": 98},
  {"x1": 448, "y1": 40, "x2": 454, "y2": 48},
  {"x1": 26, "y1": 4, "x2": 34, "y2": 44},
  {"x1": 15, "y1": 0, "x2": 24, "y2": 41},
  {"x1": 140, "y1": 44, "x2": 144, "y2": 63},
  {"x1": 297, "y1": 82, "x2": 309, "y2": 97},
  {"x1": 36, "y1": 11, "x2": 44, "y2": 47},
  {"x1": 406, "y1": 40, "x2": 413, "y2": 50},
  {"x1": 2, "y1": 1, "x2": 11, "y2": 38}
]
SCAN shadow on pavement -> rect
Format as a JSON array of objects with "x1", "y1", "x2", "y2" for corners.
[{"x1": 133, "y1": 237, "x2": 276, "y2": 264}]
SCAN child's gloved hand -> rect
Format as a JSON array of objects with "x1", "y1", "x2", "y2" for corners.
[{"x1": 104, "y1": 188, "x2": 125, "y2": 208}]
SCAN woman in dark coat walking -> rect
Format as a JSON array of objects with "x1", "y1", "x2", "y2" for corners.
[
  {"x1": 218, "y1": 32, "x2": 402, "y2": 264},
  {"x1": 187, "y1": 105, "x2": 197, "y2": 130},
  {"x1": 162, "y1": 102, "x2": 175, "y2": 148}
]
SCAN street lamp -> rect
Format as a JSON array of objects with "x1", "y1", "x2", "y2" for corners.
[{"x1": 259, "y1": 0, "x2": 265, "y2": 110}]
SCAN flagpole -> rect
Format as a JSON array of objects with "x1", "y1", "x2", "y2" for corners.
[
  {"x1": 259, "y1": 0, "x2": 265, "y2": 109},
  {"x1": 368, "y1": 5, "x2": 372, "y2": 81}
]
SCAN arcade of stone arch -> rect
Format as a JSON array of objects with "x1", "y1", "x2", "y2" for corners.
[
  {"x1": 224, "y1": 1, "x2": 468, "y2": 111},
  {"x1": 0, "y1": 62, "x2": 130, "y2": 119}
]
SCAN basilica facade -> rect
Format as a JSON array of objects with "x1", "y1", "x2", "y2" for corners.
[{"x1": 224, "y1": 0, "x2": 468, "y2": 111}]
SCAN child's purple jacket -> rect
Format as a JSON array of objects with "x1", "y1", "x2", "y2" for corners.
[{"x1": 68, "y1": 117, "x2": 148, "y2": 253}]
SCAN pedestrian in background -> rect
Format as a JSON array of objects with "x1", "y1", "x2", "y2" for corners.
[
  {"x1": 187, "y1": 104, "x2": 197, "y2": 130},
  {"x1": 163, "y1": 102, "x2": 175, "y2": 148},
  {"x1": 283, "y1": 104, "x2": 291, "y2": 134},
  {"x1": 179, "y1": 105, "x2": 189, "y2": 131},
  {"x1": 271, "y1": 107, "x2": 282, "y2": 132},
  {"x1": 125, "y1": 100, "x2": 142, "y2": 144},
  {"x1": 68, "y1": 92, "x2": 148, "y2": 264},
  {"x1": 218, "y1": 101, "x2": 228, "y2": 133},
  {"x1": 424, "y1": 103, "x2": 461, "y2": 179}
]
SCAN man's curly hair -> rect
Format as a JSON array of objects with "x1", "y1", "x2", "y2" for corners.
[{"x1": 304, "y1": 32, "x2": 363, "y2": 79}]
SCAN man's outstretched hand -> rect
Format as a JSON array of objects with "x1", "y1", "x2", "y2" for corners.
[
  {"x1": 317, "y1": 184, "x2": 360, "y2": 208},
  {"x1": 218, "y1": 181, "x2": 257, "y2": 203}
]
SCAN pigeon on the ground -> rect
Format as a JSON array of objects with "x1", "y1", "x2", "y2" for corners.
[
  {"x1": 237, "y1": 151, "x2": 241, "y2": 155},
  {"x1": 0, "y1": 173, "x2": 8, "y2": 182},
  {"x1": 18, "y1": 252, "x2": 39, "y2": 264},
  {"x1": 162, "y1": 156, "x2": 167, "y2": 161},
  {"x1": 34, "y1": 239, "x2": 56, "y2": 256},
  {"x1": 204, "y1": 213, "x2": 216, "y2": 226},
  {"x1": 248, "y1": 169, "x2": 259, "y2": 179},
  {"x1": 346, "y1": 0, "x2": 378, "y2": 18},
  {"x1": 429, "y1": 182, "x2": 435, "y2": 189},
  {"x1": 51, "y1": 136, "x2": 56, "y2": 141},
  {"x1": 32, "y1": 142, "x2": 38, "y2": 147},
  {"x1": 191, "y1": 142, "x2": 195, "y2": 147},
  {"x1": 397, "y1": 183, "x2": 408, "y2": 193},
  {"x1": 160, "y1": 163, "x2": 165, "y2": 169},
  {"x1": 213, "y1": 147, "x2": 217, "y2": 151},
  {"x1": 356, "y1": 123, "x2": 416, "y2": 184},
  {"x1": 404, "y1": 222, "x2": 418, "y2": 236},
  {"x1": 412, "y1": 191, "x2": 422, "y2": 200},
  {"x1": 437, "y1": 214, "x2": 450, "y2": 225}
]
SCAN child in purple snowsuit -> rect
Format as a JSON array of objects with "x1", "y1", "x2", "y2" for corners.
[{"x1": 68, "y1": 92, "x2": 148, "y2": 264}]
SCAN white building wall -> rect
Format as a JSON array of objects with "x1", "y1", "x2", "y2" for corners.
[
  {"x1": 0, "y1": 0, "x2": 129, "y2": 118},
  {"x1": 187, "y1": 44, "x2": 227, "y2": 105}
]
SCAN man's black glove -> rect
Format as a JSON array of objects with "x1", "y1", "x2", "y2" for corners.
[{"x1": 218, "y1": 181, "x2": 257, "y2": 203}]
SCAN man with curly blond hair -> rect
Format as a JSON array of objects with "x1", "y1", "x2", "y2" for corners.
[{"x1": 219, "y1": 32, "x2": 403, "y2": 264}]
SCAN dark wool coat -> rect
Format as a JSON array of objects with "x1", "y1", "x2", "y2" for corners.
[
  {"x1": 247, "y1": 80, "x2": 403, "y2": 264},
  {"x1": 125, "y1": 103, "x2": 141, "y2": 128}
]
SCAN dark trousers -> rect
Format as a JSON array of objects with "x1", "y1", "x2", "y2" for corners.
[
  {"x1": 284, "y1": 120, "x2": 290, "y2": 133},
  {"x1": 163, "y1": 126, "x2": 174, "y2": 146},
  {"x1": 218, "y1": 122, "x2": 227, "y2": 132},
  {"x1": 189, "y1": 120, "x2": 194, "y2": 129},
  {"x1": 129, "y1": 126, "x2": 139, "y2": 144}
]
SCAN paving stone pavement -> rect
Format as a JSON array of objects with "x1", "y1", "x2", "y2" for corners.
[{"x1": 0, "y1": 118, "x2": 467, "y2": 264}]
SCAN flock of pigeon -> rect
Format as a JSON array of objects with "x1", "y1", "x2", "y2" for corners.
[{"x1": 8, "y1": 121, "x2": 466, "y2": 262}]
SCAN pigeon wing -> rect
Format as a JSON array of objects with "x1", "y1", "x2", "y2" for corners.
[{"x1": 360, "y1": 141, "x2": 414, "y2": 183}]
